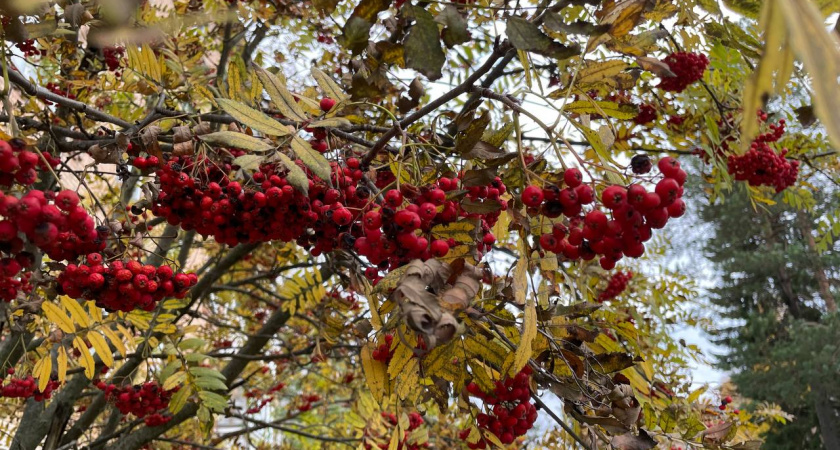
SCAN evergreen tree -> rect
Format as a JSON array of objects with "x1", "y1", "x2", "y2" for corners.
[{"x1": 700, "y1": 187, "x2": 840, "y2": 449}]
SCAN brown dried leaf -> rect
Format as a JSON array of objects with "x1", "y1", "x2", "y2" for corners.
[
  {"x1": 88, "y1": 144, "x2": 119, "y2": 164},
  {"x1": 172, "y1": 126, "x2": 192, "y2": 143},
  {"x1": 702, "y1": 421, "x2": 733, "y2": 443},
  {"x1": 610, "y1": 430, "x2": 657, "y2": 450},
  {"x1": 173, "y1": 141, "x2": 195, "y2": 156},
  {"x1": 140, "y1": 126, "x2": 162, "y2": 159},
  {"x1": 635, "y1": 56, "x2": 676, "y2": 78}
]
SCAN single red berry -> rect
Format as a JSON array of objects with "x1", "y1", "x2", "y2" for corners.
[
  {"x1": 319, "y1": 97, "x2": 336, "y2": 112},
  {"x1": 521, "y1": 185, "x2": 544, "y2": 208}
]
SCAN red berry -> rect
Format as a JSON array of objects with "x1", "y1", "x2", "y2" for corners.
[
  {"x1": 319, "y1": 97, "x2": 336, "y2": 112},
  {"x1": 521, "y1": 185, "x2": 544, "y2": 208}
]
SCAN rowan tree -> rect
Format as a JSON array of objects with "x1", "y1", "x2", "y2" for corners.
[{"x1": 0, "y1": 0, "x2": 836, "y2": 449}]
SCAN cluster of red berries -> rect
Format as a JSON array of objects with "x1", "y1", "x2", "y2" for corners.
[
  {"x1": 98, "y1": 381, "x2": 176, "y2": 426},
  {"x1": 460, "y1": 367, "x2": 537, "y2": 448},
  {"x1": 296, "y1": 393, "x2": 321, "y2": 412},
  {"x1": 1, "y1": 373, "x2": 59, "y2": 401},
  {"x1": 102, "y1": 46, "x2": 125, "y2": 72},
  {"x1": 152, "y1": 154, "x2": 330, "y2": 245},
  {"x1": 0, "y1": 255, "x2": 34, "y2": 301},
  {"x1": 152, "y1": 152, "x2": 503, "y2": 277},
  {"x1": 0, "y1": 139, "x2": 59, "y2": 187},
  {"x1": 1, "y1": 189, "x2": 107, "y2": 261},
  {"x1": 57, "y1": 255, "x2": 197, "y2": 312},
  {"x1": 15, "y1": 39, "x2": 42, "y2": 58},
  {"x1": 657, "y1": 52, "x2": 709, "y2": 93},
  {"x1": 633, "y1": 103, "x2": 657, "y2": 125},
  {"x1": 131, "y1": 155, "x2": 161, "y2": 171},
  {"x1": 243, "y1": 382, "x2": 285, "y2": 414},
  {"x1": 371, "y1": 334, "x2": 395, "y2": 364},
  {"x1": 354, "y1": 176, "x2": 505, "y2": 281},
  {"x1": 522, "y1": 160, "x2": 686, "y2": 270},
  {"x1": 718, "y1": 395, "x2": 735, "y2": 411},
  {"x1": 727, "y1": 118, "x2": 799, "y2": 193},
  {"x1": 363, "y1": 411, "x2": 426, "y2": 450},
  {"x1": 44, "y1": 82, "x2": 77, "y2": 103},
  {"x1": 597, "y1": 270, "x2": 633, "y2": 302}
]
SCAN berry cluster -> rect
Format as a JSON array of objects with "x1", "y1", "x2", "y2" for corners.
[
  {"x1": 522, "y1": 161, "x2": 686, "y2": 271},
  {"x1": 102, "y1": 46, "x2": 125, "y2": 73},
  {"x1": 1, "y1": 375, "x2": 59, "y2": 401},
  {"x1": 353, "y1": 176, "x2": 505, "y2": 281},
  {"x1": 727, "y1": 118, "x2": 799, "y2": 193},
  {"x1": 371, "y1": 334, "x2": 394, "y2": 364},
  {"x1": 153, "y1": 153, "x2": 504, "y2": 277},
  {"x1": 15, "y1": 39, "x2": 42, "y2": 58},
  {"x1": 597, "y1": 270, "x2": 633, "y2": 302},
  {"x1": 296, "y1": 393, "x2": 321, "y2": 412},
  {"x1": 1, "y1": 189, "x2": 107, "y2": 261},
  {"x1": 363, "y1": 411, "x2": 426, "y2": 450},
  {"x1": 152, "y1": 154, "x2": 339, "y2": 246},
  {"x1": 131, "y1": 155, "x2": 161, "y2": 171},
  {"x1": 45, "y1": 82, "x2": 77, "y2": 102},
  {"x1": 57, "y1": 256, "x2": 197, "y2": 312},
  {"x1": 657, "y1": 52, "x2": 709, "y2": 93},
  {"x1": 0, "y1": 255, "x2": 34, "y2": 301},
  {"x1": 633, "y1": 103, "x2": 657, "y2": 125},
  {"x1": 98, "y1": 381, "x2": 176, "y2": 426},
  {"x1": 243, "y1": 382, "x2": 285, "y2": 414},
  {"x1": 0, "y1": 139, "x2": 59, "y2": 187},
  {"x1": 461, "y1": 367, "x2": 537, "y2": 448},
  {"x1": 718, "y1": 395, "x2": 734, "y2": 411}
]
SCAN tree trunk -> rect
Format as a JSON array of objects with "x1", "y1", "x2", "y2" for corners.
[
  {"x1": 814, "y1": 381, "x2": 840, "y2": 450},
  {"x1": 797, "y1": 211, "x2": 838, "y2": 313}
]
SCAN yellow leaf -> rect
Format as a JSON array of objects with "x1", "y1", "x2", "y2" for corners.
[
  {"x1": 42, "y1": 301, "x2": 75, "y2": 334},
  {"x1": 88, "y1": 331, "x2": 114, "y2": 368},
  {"x1": 777, "y1": 0, "x2": 840, "y2": 152},
  {"x1": 61, "y1": 296, "x2": 91, "y2": 328},
  {"x1": 311, "y1": 67, "x2": 349, "y2": 102},
  {"x1": 86, "y1": 301, "x2": 102, "y2": 323},
  {"x1": 254, "y1": 67, "x2": 308, "y2": 122},
  {"x1": 463, "y1": 335, "x2": 507, "y2": 368},
  {"x1": 513, "y1": 295, "x2": 537, "y2": 375},
  {"x1": 563, "y1": 100, "x2": 638, "y2": 120},
  {"x1": 163, "y1": 370, "x2": 187, "y2": 391},
  {"x1": 361, "y1": 343, "x2": 388, "y2": 403},
  {"x1": 431, "y1": 221, "x2": 477, "y2": 244},
  {"x1": 57, "y1": 346, "x2": 68, "y2": 384},
  {"x1": 100, "y1": 326, "x2": 127, "y2": 357},
  {"x1": 36, "y1": 355, "x2": 51, "y2": 392},
  {"x1": 227, "y1": 61, "x2": 242, "y2": 101},
  {"x1": 388, "y1": 334, "x2": 416, "y2": 380},
  {"x1": 73, "y1": 336, "x2": 95, "y2": 379},
  {"x1": 396, "y1": 358, "x2": 419, "y2": 400},
  {"x1": 290, "y1": 135, "x2": 332, "y2": 181},
  {"x1": 169, "y1": 384, "x2": 192, "y2": 414},
  {"x1": 216, "y1": 98, "x2": 292, "y2": 136},
  {"x1": 740, "y1": 0, "x2": 788, "y2": 153},
  {"x1": 577, "y1": 60, "x2": 629, "y2": 85}
]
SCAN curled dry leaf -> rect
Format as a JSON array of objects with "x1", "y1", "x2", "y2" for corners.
[
  {"x1": 173, "y1": 141, "x2": 195, "y2": 156},
  {"x1": 140, "y1": 126, "x2": 162, "y2": 158},
  {"x1": 391, "y1": 259, "x2": 481, "y2": 350},
  {"x1": 172, "y1": 126, "x2": 192, "y2": 143},
  {"x1": 635, "y1": 56, "x2": 676, "y2": 78},
  {"x1": 88, "y1": 144, "x2": 119, "y2": 164},
  {"x1": 192, "y1": 122, "x2": 212, "y2": 136},
  {"x1": 609, "y1": 384, "x2": 641, "y2": 427}
]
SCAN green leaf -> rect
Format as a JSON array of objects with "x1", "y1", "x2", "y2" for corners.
[
  {"x1": 506, "y1": 17, "x2": 579, "y2": 59},
  {"x1": 404, "y1": 6, "x2": 446, "y2": 80},
  {"x1": 194, "y1": 376, "x2": 228, "y2": 391},
  {"x1": 189, "y1": 366, "x2": 227, "y2": 380},
  {"x1": 253, "y1": 67, "x2": 308, "y2": 122},
  {"x1": 290, "y1": 135, "x2": 332, "y2": 181},
  {"x1": 216, "y1": 98, "x2": 292, "y2": 136},
  {"x1": 198, "y1": 390, "x2": 229, "y2": 412},
  {"x1": 200, "y1": 131, "x2": 274, "y2": 152},
  {"x1": 436, "y1": 6, "x2": 470, "y2": 48}
]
